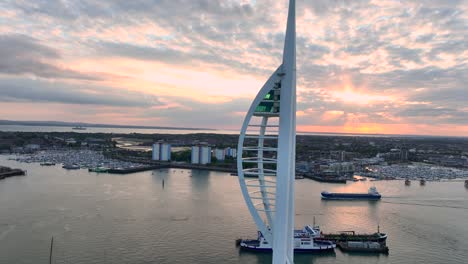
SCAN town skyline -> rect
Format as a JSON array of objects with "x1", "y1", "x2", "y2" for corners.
[{"x1": 1, "y1": 0, "x2": 466, "y2": 136}]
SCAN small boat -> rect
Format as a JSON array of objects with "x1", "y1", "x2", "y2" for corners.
[
  {"x1": 465, "y1": 180, "x2": 468, "y2": 188},
  {"x1": 40, "y1": 162, "x2": 56, "y2": 166},
  {"x1": 405, "y1": 178, "x2": 411, "y2": 186},
  {"x1": 239, "y1": 226, "x2": 335, "y2": 253},
  {"x1": 62, "y1": 164, "x2": 80, "y2": 170},
  {"x1": 321, "y1": 187, "x2": 381, "y2": 200},
  {"x1": 359, "y1": 178, "x2": 367, "y2": 181},
  {"x1": 420, "y1": 179, "x2": 426, "y2": 186},
  {"x1": 72, "y1": 126, "x2": 87, "y2": 130}
]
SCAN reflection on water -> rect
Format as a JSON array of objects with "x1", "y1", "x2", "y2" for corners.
[
  {"x1": 0, "y1": 156, "x2": 467, "y2": 264},
  {"x1": 238, "y1": 250, "x2": 337, "y2": 264}
]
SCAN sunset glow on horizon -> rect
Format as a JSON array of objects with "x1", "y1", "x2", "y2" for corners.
[{"x1": 0, "y1": 0, "x2": 466, "y2": 136}]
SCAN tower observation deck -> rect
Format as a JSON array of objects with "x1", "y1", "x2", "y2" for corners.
[{"x1": 237, "y1": 1, "x2": 296, "y2": 263}]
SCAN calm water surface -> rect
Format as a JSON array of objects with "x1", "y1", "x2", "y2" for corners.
[{"x1": 1, "y1": 156, "x2": 467, "y2": 264}]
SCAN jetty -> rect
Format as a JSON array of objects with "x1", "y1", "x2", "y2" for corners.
[
  {"x1": 0, "y1": 166, "x2": 26, "y2": 180},
  {"x1": 108, "y1": 165, "x2": 169, "y2": 174},
  {"x1": 303, "y1": 174, "x2": 347, "y2": 183}
]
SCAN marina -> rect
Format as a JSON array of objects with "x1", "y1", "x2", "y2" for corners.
[
  {"x1": 361, "y1": 164, "x2": 468, "y2": 181},
  {"x1": 11, "y1": 149, "x2": 147, "y2": 174}
]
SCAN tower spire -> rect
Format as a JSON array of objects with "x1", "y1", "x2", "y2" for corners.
[
  {"x1": 236, "y1": 1, "x2": 296, "y2": 263},
  {"x1": 273, "y1": 0, "x2": 296, "y2": 262}
]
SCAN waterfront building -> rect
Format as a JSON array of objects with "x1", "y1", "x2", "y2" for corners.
[
  {"x1": 160, "y1": 143, "x2": 171, "y2": 161},
  {"x1": 152, "y1": 144, "x2": 160, "y2": 160},
  {"x1": 237, "y1": 1, "x2": 296, "y2": 263},
  {"x1": 65, "y1": 138, "x2": 77, "y2": 145},
  {"x1": 191, "y1": 145, "x2": 211, "y2": 164},
  {"x1": 152, "y1": 142, "x2": 171, "y2": 161},
  {"x1": 214, "y1": 148, "x2": 225, "y2": 161},
  {"x1": 191, "y1": 146, "x2": 199, "y2": 164},
  {"x1": 329, "y1": 162, "x2": 355, "y2": 177},
  {"x1": 400, "y1": 148, "x2": 409, "y2": 161},
  {"x1": 225, "y1": 147, "x2": 237, "y2": 158}
]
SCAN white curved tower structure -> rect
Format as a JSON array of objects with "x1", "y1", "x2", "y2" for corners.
[{"x1": 237, "y1": 1, "x2": 296, "y2": 263}]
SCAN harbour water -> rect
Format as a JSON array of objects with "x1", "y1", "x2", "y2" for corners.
[{"x1": 0, "y1": 155, "x2": 467, "y2": 264}]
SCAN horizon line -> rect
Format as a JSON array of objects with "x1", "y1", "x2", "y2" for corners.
[{"x1": 1, "y1": 119, "x2": 467, "y2": 139}]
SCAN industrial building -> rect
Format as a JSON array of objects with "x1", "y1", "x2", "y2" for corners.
[
  {"x1": 214, "y1": 148, "x2": 225, "y2": 161},
  {"x1": 191, "y1": 145, "x2": 211, "y2": 164},
  {"x1": 152, "y1": 142, "x2": 171, "y2": 161},
  {"x1": 225, "y1": 147, "x2": 237, "y2": 158}
]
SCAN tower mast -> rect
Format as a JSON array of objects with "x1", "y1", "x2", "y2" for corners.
[
  {"x1": 273, "y1": 0, "x2": 296, "y2": 262},
  {"x1": 237, "y1": 1, "x2": 296, "y2": 263}
]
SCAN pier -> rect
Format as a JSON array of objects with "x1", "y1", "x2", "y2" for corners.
[
  {"x1": 303, "y1": 174, "x2": 347, "y2": 183},
  {"x1": 107, "y1": 164, "x2": 169, "y2": 174},
  {"x1": 112, "y1": 156, "x2": 237, "y2": 174}
]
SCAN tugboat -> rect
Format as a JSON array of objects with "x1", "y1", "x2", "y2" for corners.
[
  {"x1": 239, "y1": 226, "x2": 335, "y2": 253},
  {"x1": 405, "y1": 178, "x2": 411, "y2": 186},
  {"x1": 321, "y1": 187, "x2": 381, "y2": 200}
]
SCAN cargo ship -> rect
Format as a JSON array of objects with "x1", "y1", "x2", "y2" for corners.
[{"x1": 321, "y1": 187, "x2": 381, "y2": 200}]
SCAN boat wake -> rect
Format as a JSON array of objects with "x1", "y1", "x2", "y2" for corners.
[
  {"x1": 381, "y1": 201, "x2": 468, "y2": 210},
  {"x1": 0, "y1": 224, "x2": 15, "y2": 241}
]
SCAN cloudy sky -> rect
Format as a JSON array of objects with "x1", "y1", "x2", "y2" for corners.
[{"x1": 0, "y1": 0, "x2": 467, "y2": 136}]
